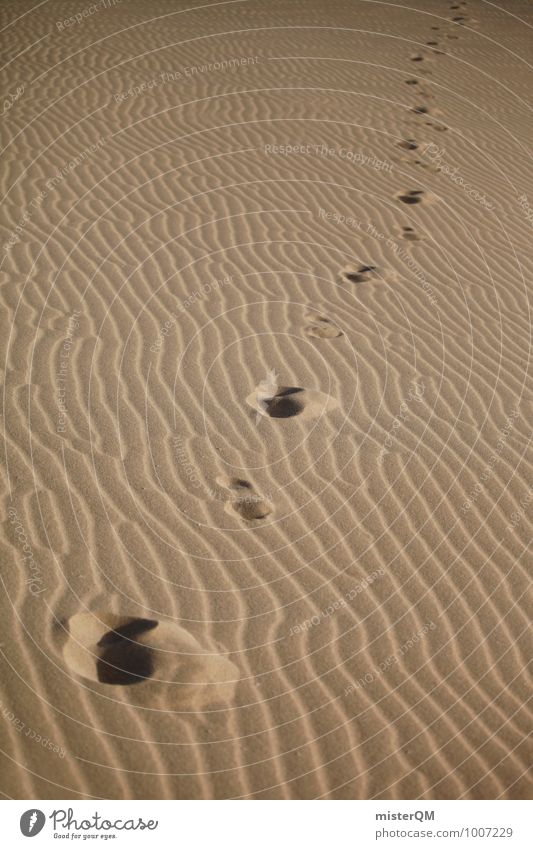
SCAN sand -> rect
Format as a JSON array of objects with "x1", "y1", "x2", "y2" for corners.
[{"x1": 1, "y1": 0, "x2": 532, "y2": 799}]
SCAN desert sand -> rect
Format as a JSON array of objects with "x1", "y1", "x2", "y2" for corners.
[{"x1": 1, "y1": 0, "x2": 532, "y2": 799}]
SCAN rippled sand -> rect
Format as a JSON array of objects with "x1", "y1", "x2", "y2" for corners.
[{"x1": 1, "y1": 0, "x2": 532, "y2": 799}]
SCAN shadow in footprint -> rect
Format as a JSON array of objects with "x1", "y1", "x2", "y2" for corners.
[
  {"x1": 425, "y1": 42, "x2": 446, "y2": 54},
  {"x1": 395, "y1": 139, "x2": 438, "y2": 172},
  {"x1": 410, "y1": 157, "x2": 439, "y2": 172},
  {"x1": 397, "y1": 189, "x2": 425, "y2": 205},
  {"x1": 97, "y1": 619, "x2": 158, "y2": 685},
  {"x1": 264, "y1": 388, "x2": 305, "y2": 418},
  {"x1": 450, "y1": 14, "x2": 477, "y2": 26},
  {"x1": 399, "y1": 225, "x2": 423, "y2": 241},
  {"x1": 397, "y1": 138, "x2": 419, "y2": 151},
  {"x1": 340, "y1": 264, "x2": 378, "y2": 284},
  {"x1": 247, "y1": 384, "x2": 338, "y2": 422}
]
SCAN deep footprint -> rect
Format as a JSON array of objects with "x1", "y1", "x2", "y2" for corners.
[
  {"x1": 264, "y1": 387, "x2": 305, "y2": 418},
  {"x1": 62, "y1": 612, "x2": 239, "y2": 705},
  {"x1": 247, "y1": 384, "x2": 338, "y2": 421}
]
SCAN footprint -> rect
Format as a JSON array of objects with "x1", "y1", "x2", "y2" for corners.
[
  {"x1": 404, "y1": 79, "x2": 419, "y2": 86},
  {"x1": 340, "y1": 263, "x2": 378, "y2": 284},
  {"x1": 425, "y1": 121, "x2": 448, "y2": 132},
  {"x1": 218, "y1": 477, "x2": 273, "y2": 521},
  {"x1": 396, "y1": 189, "x2": 425, "y2": 205},
  {"x1": 411, "y1": 48, "x2": 436, "y2": 64},
  {"x1": 412, "y1": 104, "x2": 431, "y2": 115},
  {"x1": 424, "y1": 43, "x2": 441, "y2": 51},
  {"x1": 341, "y1": 263, "x2": 400, "y2": 286},
  {"x1": 397, "y1": 138, "x2": 419, "y2": 151},
  {"x1": 450, "y1": 14, "x2": 477, "y2": 25},
  {"x1": 258, "y1": 387, "x2": 305, "y2": 418},
  {"x1": 410, "y1": 157, "x2": 440, "y2": 172},
  {"x1": 398, "y1": 225, "x2": 423, "y2": 241},
  {"x1": 246, "y1": 384, "x2": 338, "y2": 421},
  {"x1": 394, "y1": 139, "x2": 439, "y2": 172},
  {"x1": 425, "y1": 42, "x2": 446, "y2": 54},
  {"x1": 62, "y1": 612, "x2": 239, "y2": 705},
  {"x1": 303, "y1": 310, "x2": 343, "y2": 339}
]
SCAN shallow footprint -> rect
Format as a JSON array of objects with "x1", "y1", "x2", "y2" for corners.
[
  {"x1": 394, "y1": 139, "x2": 438, "y2": 172},
  {"x1": 398, "y1": 225, "x2": 423, "y2": 241},
  {"x1": 396, "y1": 189, "x2": 426, "y2": 205},
  {"x1": 425, "y1": 41, "x2": 446, "y2": 54},
  {"x1": 303, "y1": 311, "x2": 343, "y2": 339},
  {"x1": 397, "y1": 138, "x2": 419, "y2": 151},
  {"x1": 219, "y1": 477, "x2": 273, "y2": 521},
  {"x1": 340, "y1": 263, "x2": 378, "y2": 284},
  {"x1": 62, "y1": 612, "x2": 239, "y2": 706},
  {"x1": 425, "y1": 120, "x2": 448, "y2": 132},
  {"x1": 410, "y1": 157, "x2": 440, "y2": 172}
]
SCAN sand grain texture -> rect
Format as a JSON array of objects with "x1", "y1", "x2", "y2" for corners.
[{"x1": 1, "y1": 0, "x2": 532, "y2": 799}]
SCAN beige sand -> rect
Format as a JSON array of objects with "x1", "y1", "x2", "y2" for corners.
[{"x1": 1, "y1": 0, "x2": 532, "y2": 799}]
